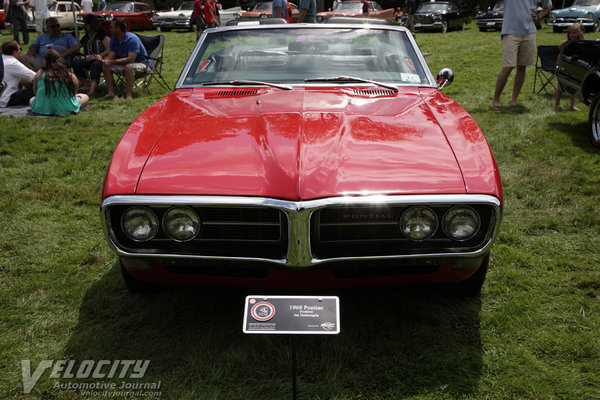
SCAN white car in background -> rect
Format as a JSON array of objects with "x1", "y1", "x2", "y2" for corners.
[
  {"x1": 153, "y1": 1, "x2": 193, "y2": 31},
  {"x1": 28, "y1": 1, "x2": 81, "y2": 30}
]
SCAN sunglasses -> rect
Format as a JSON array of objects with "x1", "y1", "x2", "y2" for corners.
[{"x1": 48, "y1": 24, "x2": 60, "y2": 28}]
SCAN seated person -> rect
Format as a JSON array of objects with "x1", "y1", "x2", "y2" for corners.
[
  {"x1": 101, "y1": 18, "x2": 148, "y2": 100},
  {"x1": 0, "y1": 40, "x2": 36, "y2": 107},
  {"x1": 72, "y1": 14, "x2": 110, "y2": 96},
  {"x1": 30, "y1": 49, "x2": 89, "y2": 116},
  {"x1": 21, "y1": 18, "x2": 79, "y2": 71}
]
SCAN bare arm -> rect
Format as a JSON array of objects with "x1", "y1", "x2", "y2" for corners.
[{"x1": 32, "y1": 69, "x2": 43, "y2": 94}]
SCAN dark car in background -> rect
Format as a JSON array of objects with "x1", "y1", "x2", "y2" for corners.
[
  {"x1": 557, "y1": 39, "x2": 600, "y2": 146},
  {"x1": 476, "y1": 1, "x2": 548, "y2": 32},
  {"x1": 475, "y1": 1, "x2": 503, "y2": 31},
  {"x1": 413, "y1": 1, "x2": 470, "y2": 33}
]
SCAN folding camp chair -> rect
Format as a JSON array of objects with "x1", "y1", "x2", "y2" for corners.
[
  {"x1": 533, "y1": 45, "x2": 560, "y2": 94},
  {"x1": 114, "y1": 33, "x2": 170, "y2": 93}
]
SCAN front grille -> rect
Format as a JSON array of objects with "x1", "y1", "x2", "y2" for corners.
[
  {"x1": 108, "y1": 205, "x2": 287, "y2": 259},
  {"x1": 415, "y1": 15, "x2": 434, "y2": 24},
  {"x1": 311, "y1": 204, "x2": 496, "y2": 259}
]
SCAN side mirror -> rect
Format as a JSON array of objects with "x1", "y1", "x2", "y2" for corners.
[{"x1": 436, "y1": 68, "x2": 454, "y2": 90}]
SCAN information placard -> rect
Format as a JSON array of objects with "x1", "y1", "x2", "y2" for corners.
[{"x1": 243, "y1": 296, "x2": 340, "y2": 334}]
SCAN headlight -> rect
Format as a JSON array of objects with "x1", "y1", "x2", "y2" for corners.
[
  {"x1": 163, "y1": 207, "x2": 201, "y2": 242},
  {"x1": 105, "y1": 14, "x2": 114, "y2": 21},
  {"x1": 587, "y1": 12, "x2": 594, "y2": 21},
  {"x1": 400, "y1": 206, "x2": 438, "y2": 241},
  {"x1": 549, "y1": 13, "x2": 555, "y2": 23},
  {"x1": 442, "y1": 206, "x2": 480, "y2": 241},
  {"x1": 122, "y1": 207, "x2": 159, "y2": 242}
]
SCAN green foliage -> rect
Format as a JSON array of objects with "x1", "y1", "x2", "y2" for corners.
[{"x1": 0, "y1": 25, "x2": 599, "y2": 400}]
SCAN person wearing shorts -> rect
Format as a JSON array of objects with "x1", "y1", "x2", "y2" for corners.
[
  {"x1": 101, "y1": 18, "x2": 148, "y2": 100},
  {"x1": 192, "y1": 0, "x2": 205, "y2": 40},
  {"x1": 492, "y1": 0, "x2": 552, "y2": 109}
]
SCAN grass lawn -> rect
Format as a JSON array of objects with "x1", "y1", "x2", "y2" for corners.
[{"x1": 0, "y1": 23, "x2": 599, "y2": 399}]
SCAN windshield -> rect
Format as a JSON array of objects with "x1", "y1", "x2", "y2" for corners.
[
  {"x1": 107, "y1": 2, "x2": 133, "y2": 11},
  {"x1": 179, "y1": 1, "x2": 194, "y2": 10},
  {"x1": 573, "y1": 0, "x2": 600, "y2": 5},
  {"x1": 492, "y1": 1, "x2": 503, "y2": 11},
  {"x1": 253, "y1": 2, "x2": 273, "y2": 11},
  {"x1": 333, "y1": 2, "x2": 362, "y2": 11},
  {"x1": 417, "y1": 3, "x2": 449, "y2": 12},
  {"x1": 181, "y1": 27, "x2": 430, "y2": 87}
]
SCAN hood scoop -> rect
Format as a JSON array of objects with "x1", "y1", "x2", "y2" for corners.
[
  {"x1": 352, "y1": 88, "x2": 397, "y2": 97},
  {"x1": 217, "y1": 89, "x2": 260, "y2": 97}
]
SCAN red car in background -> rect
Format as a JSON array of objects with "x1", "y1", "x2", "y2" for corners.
[
  {"x1": 238, "y1": 1, "x2": 300, "y2": 22},
  {"x1": 80, "y1": 1, "x2": 155, "y2": 31},
  {"x1": 0, "y1": 8, "x2": 5, "y2": 28}
]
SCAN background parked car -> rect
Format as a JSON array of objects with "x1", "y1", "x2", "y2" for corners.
[
  {"x1": 80, "y1": 1, "x2": 155, "y2": 31},
  {"x1": 549, "y1": 0, "x2": 600, "y2": 32},
  {"x1": 413, "y1": 1, "x2": 470, "y2": 33},
  {"x1": 237, "y1": 1, "x2": 299, "y2": 22},
  {"x1": 153, "y1": 1, "x2": 194, "y2": 31},
  {"x1": 219, "y1": 6, "x2": 242, "y2": 25},
  {"x1": 475, "y1": 1, "x2": 548, "y2": 32},
  {"x1": 556, "y1": 39, "x2": 600, "y2": 146},
  {"x1": 27, "y1": 1, "x2": 81, "y2": 30},
  {"x1": 316, "y1": 1, "x2": 395, "y2": 23}
]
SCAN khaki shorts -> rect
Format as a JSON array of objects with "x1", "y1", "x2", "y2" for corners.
[
  {"x1": 501, "y1": 33, "x2": 536, "y2": 67},
  {"x1": 110, "y1": 63, "x2": 150, "y2": 74},
  {"x1": 34, "y1": 17, "x2": 47, "y2": 33}
]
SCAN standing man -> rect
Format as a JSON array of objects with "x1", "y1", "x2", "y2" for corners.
[
  {"x1": 297, "y1": 0, "x2": 316, "y2": 23},
  {"x1": 8, "y1": 0, "x2": 30, "y2": 44},
  {"x1": 0, "y1": 40, "x2": 36, "y2": 107},
  {"x1": 101, "y1": 18, "x2": 148, "y2": 100},
  {"x1": 203, "y1": 0, "x2": 216, "y2": 29},
  {"x1": 492, "y1": 0, "x2": 552, "y2": 109},
  {"x1": 81, "y1": 0, "x2": 93, "y2": 13},
  {"x1": 192, "y1": 0, "x2": 205, "y2": 40},
  {"x1": 31, "y1": 0, "x2": 57, "y2": 34},
  {"x1": 406, "y1": 0, "x2": 416, "y2": 33},
  {"x1": 362, "y1": 0, "x2": 369, "y2": 17},
  {"x1": 272, "y1": 0, "x2": 286, "y2": 19}
]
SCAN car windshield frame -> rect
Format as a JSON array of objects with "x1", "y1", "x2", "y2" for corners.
[
  {"x1": 179, "y1": 1, "x2": 194, "y2": 11},
  {"x1": 418, "y1": 2, "x2": 450, "y2": 13},
  {"x1": 107, "y1": 2, "x2": 133, "y2": 11},
  {"x1": 176, "y1": 24, "x2": 436, "y2": 89}
]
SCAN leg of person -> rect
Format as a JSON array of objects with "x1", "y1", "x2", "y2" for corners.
[
  {"x1": 510, "y1": 33, "x2": 536, "y2": 106},
  {"x1": 102, "y1": 63, "x2": 116, "y2": 98},
  {"x1": 20, "y1": 18, "x2": 29, "y2": 45},
  {"x1": 124, "y1": 63, "x2": 134, "y2": 99},
  {"x1": 12, "y1": 18, "x2": 21, "y2": 43},
  {"x1": 75, "y1": 93, "x2": 90, "y2": 109},
  {"x1": 570, "y1": 96, "x2": 579, "y2": 111},
  {"x1": 88, "y1": 61, "x2": 103, "y2": 95},
  {"x1": 72, "y1": 58, "x2": 90, "y2": 84},
  {"x1": 555, "y1": 87, "x2": 562, "y2": 109},
  {"x1": 7, "y1": 86, "x2": 35, "y2": 106},
  {"x1": 493, "y1": 35, "x2": 519, "y2": 108}
]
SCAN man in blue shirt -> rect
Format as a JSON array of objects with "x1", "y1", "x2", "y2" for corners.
[
  {"x1": 298, "y1": 0, "x2": 316, "y2": 23},
  {"x1": 101, "y1": 18, "x2": 148, "y2": 100},
  {"x1": 272, "y1": 0, "x2": 287, "y2": 19},
  {"x1": 22, "y1": 17, "x2": 79, "y2": 70}
]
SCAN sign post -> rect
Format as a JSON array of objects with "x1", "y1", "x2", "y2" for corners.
[{"x1": 243, "y1": 295, "x2": 340, "y2": 399}]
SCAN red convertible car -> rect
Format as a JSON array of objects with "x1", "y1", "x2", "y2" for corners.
[
  {"x1": 317, "y1": 1, "x2": 395, "y2": 23},
  {"x1": 100, "y1": 23, "x2": 503, "y2": 295},
  {"x1": 238, "y1": 1, "x2": 300, "y2": 22},
  {"x1": 80, "y1": 1, "x2": 155, "y2": 31}
]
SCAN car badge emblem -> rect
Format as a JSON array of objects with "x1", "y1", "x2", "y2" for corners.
[{"x1": 251, "y1": 301, "x2": 276, "y2": 321}]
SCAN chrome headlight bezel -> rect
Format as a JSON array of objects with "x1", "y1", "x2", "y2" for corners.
[
  {"x1": 121, "y1": 206, "x2": 159, "y2": 242},
  {"x1": 162, "y1": 206, "x2": 201, "y2": 242},
  {"x1": 399, "y1": 206, "x2": 438, "y2": 241}
]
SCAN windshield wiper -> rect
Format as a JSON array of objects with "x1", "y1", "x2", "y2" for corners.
[
  {"x1": 304, "y1": 76, "x2": 399, "y2": 92},
  {"x1": 202, "y1": 80, "x2": 292, "y2": 90}
]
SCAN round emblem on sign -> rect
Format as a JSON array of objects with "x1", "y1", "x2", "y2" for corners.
[{"x1": 251, "y1": 302, "x2": 275, "y2": 321}]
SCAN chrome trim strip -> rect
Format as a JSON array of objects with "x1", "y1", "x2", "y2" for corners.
[{"x1": 101, "y1": 194, "x2": 502, "y2": 267}]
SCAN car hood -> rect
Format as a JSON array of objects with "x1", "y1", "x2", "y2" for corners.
[
  {"x1": 554, "y1": 6, "x2": 600, "y2": 16},
  {"x1": 105, "y1": 87, "x2": 500, "y2": 201},
  {"x1": 476, "y1": 10, "x2": 503, "y2": 19}
]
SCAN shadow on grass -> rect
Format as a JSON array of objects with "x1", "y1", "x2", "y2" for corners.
[
  {"x1": 550, "y1": 120, "x2": 600, "y2": 152},
  {"x1": 64, "y1": 263, "x2": 482, "y2": 399}
]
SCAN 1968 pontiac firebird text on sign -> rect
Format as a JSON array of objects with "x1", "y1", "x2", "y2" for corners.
[{"x1": 100, "y1": 23, "x2": 503, "y2": 296}]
